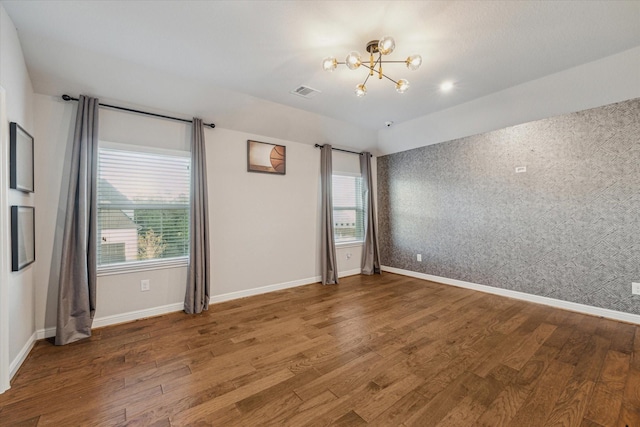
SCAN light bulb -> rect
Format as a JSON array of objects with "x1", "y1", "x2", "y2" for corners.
[
  {"x1": 345, "y1": 51, "x2": 362, "y2": 70},
  {"x1": 406, "y1": 55, "x2": 422, "y2": 71},
  {"x1": 322, "y1": 56, "x2": 337, "y2": 72},
  {"x1": 378, "y1": 36, "x2": 395, "y2": 55},
  {"x1": 355, "y1": 84, "x2": 367, "y2": 97},
  {"x1": 396, "y1": 79, "x2": 409, "y2": 93}
]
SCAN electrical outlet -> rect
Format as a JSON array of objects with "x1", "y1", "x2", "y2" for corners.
[
  {"x1": 417, "y1": 254, "x2": 422, "y2": 262},
  {"x1": 632, "y1": 282, "x2": 640, "y2": 295},
  {"x1": 141, "y1": 279, "x2": 150, "y2": 292}
]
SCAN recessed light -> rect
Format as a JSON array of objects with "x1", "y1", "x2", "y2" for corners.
[{"x1": 440, "y1": 81, "x2": 454, "y2": 92}]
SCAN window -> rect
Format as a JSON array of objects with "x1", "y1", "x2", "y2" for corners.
[
  {"x1": 332, "y1": 174, "x2": 364, "y2": 244},
  {"x1": 97, "y1": 143, "x2": 190, "y2": 270}
]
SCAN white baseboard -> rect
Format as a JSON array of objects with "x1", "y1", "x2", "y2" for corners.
[
  {"x1": 382, "y1": 266, "x2": 640, "y2": 325},
  {"x1": 339, "y1": 268, "x2": 362, "y2": 278},
  {"x1": 36, "y1": 327, "x2": 56, "y2": 340},
  {"x1": 35, "y1": 302, "x2": 186, "y2": 340},
  {"x1": 9, "y1": 331, "x2": 37, "y2": 380},
  {"x1": 92, "y1": 302, "x2": 186, "y2": 329},
  {"x1": 209, "y1": 269, "x2": 361, "y2": 304},
  {"x1": 210, "y1": 275, "x2": 321, "y2": 304}
]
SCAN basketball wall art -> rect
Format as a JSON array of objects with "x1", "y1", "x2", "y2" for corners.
[{"x1": 247, "y1": 140, "x2": 286, "y2": 175}]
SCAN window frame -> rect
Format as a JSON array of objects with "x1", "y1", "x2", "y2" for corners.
[{"x1": 96, "y1": 141, "x2": 191, "y2": 276}]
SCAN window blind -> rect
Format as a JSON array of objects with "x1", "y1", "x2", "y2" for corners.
[
  {"x1": 332, "y1": 174, "x2": 364, "y2": 243},
  {"x1": 97, "y1": 146, "x2": 191, "y2": 267}
]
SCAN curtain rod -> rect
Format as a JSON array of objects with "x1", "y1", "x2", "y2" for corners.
[
  {"x1": 314, "y1": 144, "x2": 372, "y2": 157},
  {"x1": 61, "y1": 95, "x2": 215, "y2": 128}
]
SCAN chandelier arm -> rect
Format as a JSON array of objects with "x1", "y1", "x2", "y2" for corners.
[
  {"x1": 360, "y1": 64, "x2": 398, "y2": 84},
  {"x1": 362, "y1": 71, "x2": 372, "y2": 86},
  {"x1": 361, "y1": 54, "x2": 382, "y2": 73}
]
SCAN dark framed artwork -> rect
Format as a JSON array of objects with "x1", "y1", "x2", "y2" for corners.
[
  {"x1": 10, "y1": 122, "x2": 35, "y2": 193},
  {"x1": 11, "y1": 206, "x2": 35, "y2": 271},
  {"x1": 247, "y1": 140, "x2": 286, "y2": 175}
]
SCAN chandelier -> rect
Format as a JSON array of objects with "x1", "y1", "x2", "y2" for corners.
[{"x1": 322, "y1": 36, "x2": 422, "y2": 97}]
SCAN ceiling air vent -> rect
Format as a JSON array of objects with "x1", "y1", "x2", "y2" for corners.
[{"x1": 290, "y1": 85, "x2": 321, "y2": 99}]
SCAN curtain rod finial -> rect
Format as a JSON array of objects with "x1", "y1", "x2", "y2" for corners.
[{"x1": 62, "y1": 94, "x2": 72, "y2": 101}]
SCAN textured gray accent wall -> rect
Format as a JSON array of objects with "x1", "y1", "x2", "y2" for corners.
[{"x1": 377, "y1": 98, "x2": 640, "y2": 314}]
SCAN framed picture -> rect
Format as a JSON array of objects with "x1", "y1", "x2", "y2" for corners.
[
  {"x1": 10, "y1": 122, "x2": 35, "y2": 193},
  {"x1": 11, "y1": 206, "x2": 35, "y2": 271},
  {"x1": 247, "y1": 140, "x2": 286, "y2": 175}
]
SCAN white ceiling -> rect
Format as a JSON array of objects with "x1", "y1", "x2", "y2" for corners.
[{"x1": 3, "y1": 1, "x2": 640, "y2": 132}]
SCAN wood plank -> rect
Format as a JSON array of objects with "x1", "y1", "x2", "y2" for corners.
[
  {"x1": 293, "y1": 351, "x2": 382, "y2": 401},
  {"x1": 596, "y1": 350, "x2": 631, "y2": 393},
  {"x1": 543, "y1": 378, "x2": 595, "y2": 427},
  {"x1": 475, "y1": 345, "x2": 559, "y2": 426},
  {"x1": 571, "y1": 335, "x2": 611, "y2": 383},
  {"x1": 402, "y1": 371, "x2": 476, "y2": 426},
  {"x1": 501, "y1": 322, "x2": 557, "y2": 370},
  {"x1": 332, "y1": 410, "x2": 367, "y2": 426},
  {"x1": 268, "y1": 389, "x2": 338, "y2": 426},
  {"x1": 617, "y1": 401, "x2": 640, "y2": 427},
  {"x1": 367, "y1": 391, "x2": 429, "y2": 426},
  {"x1": 353, "y1": 373, "x2": 424, "y2": 421},
  {"x1": 631, "y1": 326, "x2": 640, "y2": 370},
  {"x1": 169, "y1": 368, "x2": 295, "y2": 425},
  {"x1": 507, "y1": 359, "x2": 574, "y2": 426},
  {"x1": 556, "y1": 330, "x2": 594, "y2": 366},
  {"x1": 596, "y1": 319, "x2": 636, "y2": 355},
  {"x1": 435, "y1": 374, "x2": 503, "y2": 426},
  {"x1": 584, "y1": 350, "x2": 631, "y2": 427},
  {"x1": 235, "y1": 391, "x2": 303, "y2": 426},
  {"x1": 235, "y1": 368, "x2": 320, "y2": 414},
  {"x1": 295, "y1": 381, "x2": 387, "y2": 426},
  {"x1": 584, "y1": 385, "x2": 623, "y2": 427},
  {"x1": 471, "y1": 314, "x2": 549, "y2": 378},
  {"x1": 623, "y1": 367, "x2": 640, "y2": 408}
]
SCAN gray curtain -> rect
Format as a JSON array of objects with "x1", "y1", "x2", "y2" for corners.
[
  {"x1": 321, "y1": 145, "x2": 338, "y2": 285},
  {"x1": 184, "y1": 118, "x2": 210, "y2": 313},
  {"x1": 56, "y1": 95, "x2": 99, "y2": 345},
  {"x1": 360, "y1": 152, "x2": 381, "y2": 275}
]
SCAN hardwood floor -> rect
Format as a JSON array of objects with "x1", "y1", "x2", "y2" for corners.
[{"x1": 1, "y1": 273, "x2": 639, "y2": 426}]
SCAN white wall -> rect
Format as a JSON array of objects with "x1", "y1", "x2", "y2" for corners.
[
  {"x1": 207, "y1": 128, "x2": 364, "y2": 300},
  {"x1": 208, "y1": 128, "x2": 320, "y2": 296},
  {"x1": 378, "y1": 46, "x2": 640, "y2": 156},
  {"x1": 0, "y1": 4, "x2": 35, "y2": 389},
  {"x1": 33, "y1": 94, "x2": 367, "y2": 336},
  {"x1": 0, "y1": 84, "x2": 9, "y2": 393},
  {"x1": 32, "y1": 95, "x2": 71, "y2": 337}
]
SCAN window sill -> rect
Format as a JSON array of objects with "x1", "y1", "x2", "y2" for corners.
[
  {"x1": 97, "y1": 257, "x2": 188, "y2": 277},
  {"x1": 335, "y1": 241, "x2": 364, "y2": 249}
]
